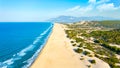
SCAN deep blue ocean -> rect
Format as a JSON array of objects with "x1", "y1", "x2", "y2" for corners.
[{"x1": 0, "y1": 22, "x2": 53, "y2": 68}]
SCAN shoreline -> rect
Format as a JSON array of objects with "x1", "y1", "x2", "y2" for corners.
[
  {"x1": 29, "y1": 23, "x2": 54, "y2": 67},
  {"x1": 31, "y1": 23, "x2": 110, "y2": 68},
  {"x1": 31, "y1": 23, "x2": 86, "y2": 68}
]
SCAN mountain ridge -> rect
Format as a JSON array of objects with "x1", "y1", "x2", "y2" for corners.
[{"x1": 47, "y1": 16, "x2": 119, "y2": 23}]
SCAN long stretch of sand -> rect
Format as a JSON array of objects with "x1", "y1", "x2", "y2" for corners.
[
  {"x1": 31, "y1": 23, "x2": 110, "y2": 68},
  {"x1": 31, "y1": 23, "x2": 87, "y2": 68}
]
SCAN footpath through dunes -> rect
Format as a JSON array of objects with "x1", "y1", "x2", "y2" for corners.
[{"x1": 31, "y1": 23, "x2": 87, "y2": 68}]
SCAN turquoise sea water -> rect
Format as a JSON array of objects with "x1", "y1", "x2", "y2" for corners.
[{"x1": 0, "y1": 22, "x2": 53, "y2": 68}]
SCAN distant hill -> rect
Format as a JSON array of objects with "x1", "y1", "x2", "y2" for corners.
[{"x1": 47, "y1": 16, "x2": 118, "y2": 23}]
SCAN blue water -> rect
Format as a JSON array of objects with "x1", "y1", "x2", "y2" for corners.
[{"x1": 0, "y1": 22, "x2": 53, "y2": 68}]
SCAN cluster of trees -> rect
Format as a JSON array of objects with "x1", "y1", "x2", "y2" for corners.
[
  {"x1": 101, "y1": 43, "x2": 120, "y2": 54},
  {"x1": 90, "y1": 29, "x2": 120, "y2": 45}
]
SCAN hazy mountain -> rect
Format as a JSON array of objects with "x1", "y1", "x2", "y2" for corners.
[{"x1": 47, "y1": 16, "x2": 118, "y2": 23}]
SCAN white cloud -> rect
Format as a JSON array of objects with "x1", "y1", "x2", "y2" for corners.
[
  {"x1": 97, "y1": 3, "x2": 120, "y2": 11},
  {"x1": 89, "y1": 0, "x2": 96, "y2": 4},
  {"x1": 64, "y1": 0, "x2": 120, "y2": 19},
  {"x1": 67, "y1": 6, "x2": 80, "y2": 11},
  {"x1": 97, "y1": 0, "x2": 110, "y2": 4},
  {"x1": 66, "y1": 5, "x2": 93, "y2": 13},
  {"x1": 88, "y1": 0, "x2": 110, "y2": 4}
]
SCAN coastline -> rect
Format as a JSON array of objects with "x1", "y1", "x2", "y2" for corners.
[
  {"x1": 28, "y1": 23, "x2": 53, "y2": 68},
  {"x1": 31, "y1": 23, "x2": 110, "y2": 68},
  {"x1": 31, "y1": 23, "x2": 86, "y2": 68}
]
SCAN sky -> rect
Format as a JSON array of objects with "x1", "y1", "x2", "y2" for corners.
[{"x1": 0, "y1": 0, "x2": 120, "y2": 22}]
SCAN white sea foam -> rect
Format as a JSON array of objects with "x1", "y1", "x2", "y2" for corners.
[
  {"x1": 33, "y1": 38, "x2": 40, "y2": 45},
  {"x1": 18, "y1": 44, "x2": 35, "y2": 56},
  {"x1": 41, "y1": 23, "x2": 53, "y2": 35},
  {"x1": 1, "y1": 66, "x2": 7, "y2": 68},
  {"x1": 22, "y1": 23, "x2": 53, "y2": 68},
  {"x1": 0, "y1": 23, "x2": 54, "y2": 68},
  {"x1": 3, "y1": 58, "x2": 14, "y2": 65}
]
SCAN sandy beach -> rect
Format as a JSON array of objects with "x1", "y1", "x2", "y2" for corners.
[
  {"x1": 31, "y1": 23, "x2": 87, "y2": 68},
  {"x1": 31, "y1": 23, "x2": 110, "y2": 68}
]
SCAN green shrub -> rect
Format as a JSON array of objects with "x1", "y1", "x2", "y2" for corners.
[
  {"x1": 72, "y1": 44, "x2": 76, "y2": 46},
  {"x1": 71, "y1": 41, "x2": 74, "y2": 43},
  {"x1": 87, "y1": 65, "x2": 91, "y2": 68},
  {"x1": 75, "y1": 38, "x2": 84, "y2": 43},
  {"x1": 88, "y1": 55, "x2": 93, "y2": 57},
  {"x1": 83, "y1": 51, "x2": 90, "y2": 55},
  {"x1": 75, "y1": 48, "x2": 83, "y2": 53},
  {"x1": 80, "y1": 58, "x2": 84, "y2": 60},
  {"x1": 101, "y1": 43, "x2": 120, "y2": 54},
  {"x1": 94, "y1": 40, "x2": 100, "y2": 43},
  {"x1": 78, "y1": 43, "x2": 83, "y2": 47},
  {"x1": 89, "y1": 59, "x2": 96, "y2": 64}
]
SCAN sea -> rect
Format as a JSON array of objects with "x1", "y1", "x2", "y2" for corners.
[{"x1": 0, "y1": 22, "x2": 53, "y2": 68}]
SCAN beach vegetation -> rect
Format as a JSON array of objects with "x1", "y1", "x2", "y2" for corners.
[
  {"x1": 71, "y1": 41, "x2": 74, "y2": 43},
  {"x1": 75, "y1": 38, "x2": 84, "y2": 43},
  {"x1": 72, "y1": 44, "x2": 77, "y2": 46},
  {"x1": 83, "y1": 51, "x2": 90, "y2": 55},
  {"x1": 78, "y1": 43, "x2": 83, "y2": 47},
  {"x1": 81, "y1": 33, "x2": 90, "y2": 37},
  {"x1": 90, "y1": 29, "x2": 120, "y2": 45},
  {"x1": 94, "y1": 40, "x2": 100, "y2": 43},
  {"x1": 101, "y1": 43, "x2": 120, "y2": 54},
  {"x1": 65, "y1": 22, "x2": 120, "y2": 68},
  {"x1": 75, "y1": 48, "x2": 83, "y2": 53},
  {"x1": 87, "y1": 65, "x2": 91, "y2": 68},
  {"x1": 80, "y1": 58, "x2": 84, "y2": 60},
  {"x1": 88, "y1": 55, "x2": 93, "y2": 57},
  {"x1": 89, "y1": 59, "x2": 96, "y2": 64},
  {"x1": 99, "y1": 20, "x2": 120, "y2": 29}
]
